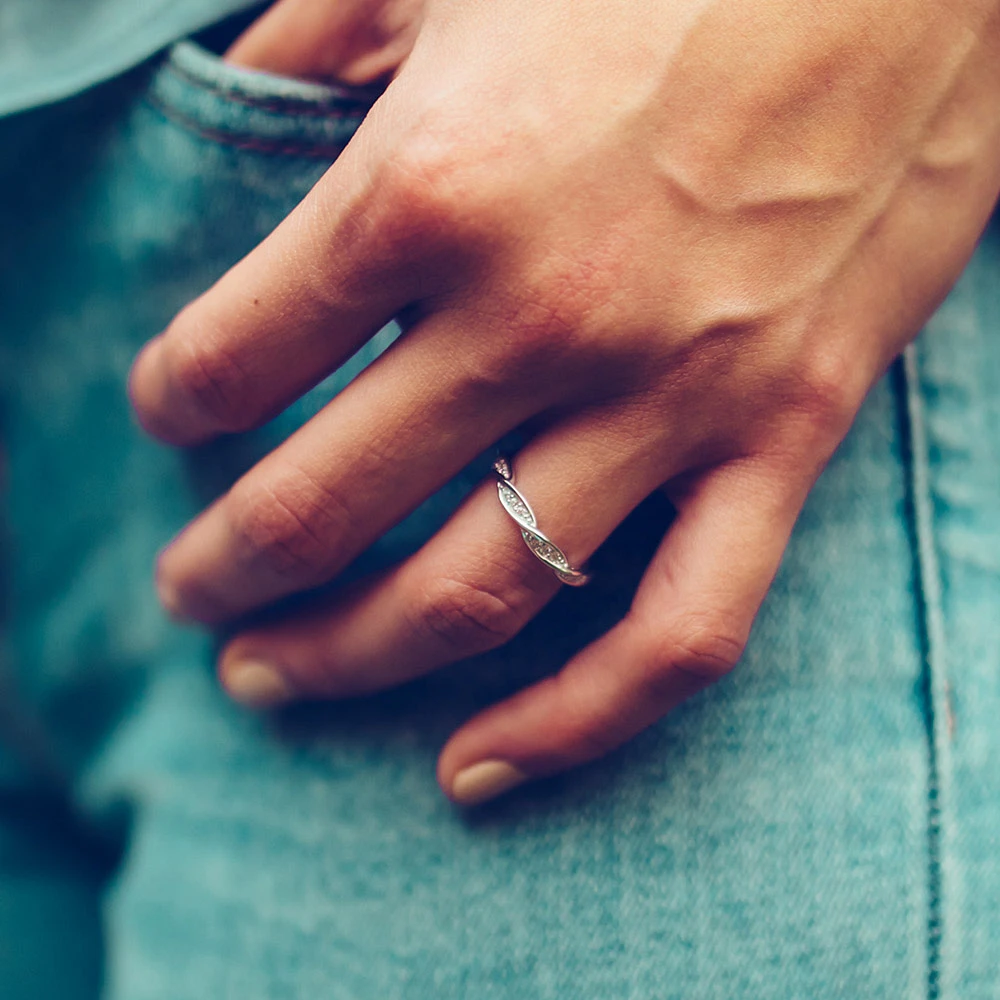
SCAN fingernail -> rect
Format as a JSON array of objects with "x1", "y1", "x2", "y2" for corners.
[
  {"x1": 127, "y1": 338, "x2": 163, "y2": 413},
  {"x1": 128, "y1": 337, "x2": 156, "y2": 385},
  {"x1": 450, "y1": 760, "x2": 528, "y2": 806},
  {"x1": 222, "y1": 660, "x2": 295, "y2": 710},
  {"x1": 156, "y1": 575, "x2": 191, "y2": 624}
]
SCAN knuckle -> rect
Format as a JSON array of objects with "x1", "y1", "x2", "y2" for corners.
[
  {"x1": 375, "y1": 125, "x2": 504, "y2": 255},
  {"x1": 787, "y1": 347, "x2": 863, "y2": 438},
  {"x1": 414, "y1": 572, "x2": 534, "y2": 656},
  {"x1": 167, "y1": 327, "x2": 255, "y2": 432},
  {"x1": 646, "y1": 614, "x2": 746, "y2": 690},
  {"x1": 382, "y1": 132, "x2": 470, "y2": 228},
  {"x1": 227, "y1": 473, "x2": 354, "y2": 584}
]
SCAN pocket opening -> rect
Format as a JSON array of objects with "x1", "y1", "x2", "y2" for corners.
[{"x1": 147, "y1": 39, "x2": 377, "y2": 158}]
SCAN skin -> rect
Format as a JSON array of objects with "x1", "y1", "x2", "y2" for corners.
[{"x1": 129, "y1": 0, "x2": 1000, "y2": 805}]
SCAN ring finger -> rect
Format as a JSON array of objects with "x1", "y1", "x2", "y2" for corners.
[
  {"x1": 215, "y1": 406, "x2": 681, "y2": 705},
  {"x1": 155, "y1": 311, "x2": 595, "y2": 624}
]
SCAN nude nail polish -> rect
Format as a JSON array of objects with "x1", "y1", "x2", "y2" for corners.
[
  {"x1": 450, "y1": 760, "x2": 528, "y2": 806},
  {"x1": 223, "y1": 660, "x2": 294, "y2": 709},
  {"x1": 156, "y1": 575, "x2": 189, "y2": 623}
]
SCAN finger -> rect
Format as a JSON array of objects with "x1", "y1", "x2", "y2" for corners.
[
  {"x1": 128, "y1": 114, "x2": 451, "y2": 447},
  {"x1": 214, "y1": 406, "x2": 679, "y2": 708},
  {"x1": 226, "y1": 0, "x2": 425, "y2": 85},
  {"x1": 435, "y1": 455, "x2": 814, "y2": 806},
  {"x1": 155, "y1": 309, "x2": 580, "y2": 624}
]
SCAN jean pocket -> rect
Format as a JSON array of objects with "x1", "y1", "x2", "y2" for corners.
[{"x1": 147, "y1": 40, "x2": 378, "y2": 158}]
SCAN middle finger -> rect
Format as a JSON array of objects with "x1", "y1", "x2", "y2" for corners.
[
  {"x1": 156, "y1": 311, "x2": 580, "y2": 623},
  {"x1": 216, "y1": 404, "x2": 677, "y2": 704}
]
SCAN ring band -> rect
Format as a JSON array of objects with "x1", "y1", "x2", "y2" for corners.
[{"x1": 493, "y1": 455, "x2": 591, "y2": 586}]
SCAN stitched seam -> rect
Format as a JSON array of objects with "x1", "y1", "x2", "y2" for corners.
[
  {"x1": 164, "y1": 58, "x2": 373, "y2": 118},
  {"x1": 896, "y1": 345, "x2": 951, "y2": 1000},
  {"x1": 145, "y1": 95, "x2": 359, "y2": 159}
]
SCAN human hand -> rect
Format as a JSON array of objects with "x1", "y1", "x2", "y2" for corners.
[
  {"x1": 224, "y1": 0, "x2": 425, "y2": 85},
  {"x1": 130, "y1": 0, "x2": 1000, "y2": 805}
]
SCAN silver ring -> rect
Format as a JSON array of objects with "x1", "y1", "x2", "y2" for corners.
[{"x1": 493, "y1": 455, "x2": 591, "y2": 586}]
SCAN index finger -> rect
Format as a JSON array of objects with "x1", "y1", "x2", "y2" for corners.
[{"x1": 128, "y1": 113, "x2": 455, "y2": 446}]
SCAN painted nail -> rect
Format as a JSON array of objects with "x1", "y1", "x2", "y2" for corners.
[
  {"x1": 222, "y1": 660, "x2": 295, "y2": 710},
  {"x1": 156, "y1": 576, "x2": 191, "y2": 624},
  {"x1": 450, "y1": 760, "x2": 528, "y2": 806}
]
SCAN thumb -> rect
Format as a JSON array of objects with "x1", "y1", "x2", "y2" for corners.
[{"x1": 225, "y1": 0, "x2": 425, "y2": 86}]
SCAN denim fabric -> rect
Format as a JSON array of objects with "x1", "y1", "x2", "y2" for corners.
[
  {"x1": 0, "y1": 0, "x2": 260, "y2": 117},
  {"x1": 915, "y1": 250, "x2": 1000, "y2": 997},
  {"x1": 0, "y1": 738, "x2": 112, "y2": 1000},
  {"x1": 0, "y1": 39, "x2": 997, "y2": 1000}
]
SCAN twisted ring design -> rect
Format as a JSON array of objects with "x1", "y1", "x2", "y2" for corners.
[{"x1": 493, "y1": 455, "x2": 591, "y2": 587}]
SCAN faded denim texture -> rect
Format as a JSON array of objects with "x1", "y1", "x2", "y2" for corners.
[
  {"x1": 0, "y1": 0, "x2": 261, "y2": 116},
  {"x1": 0, "y1": 39, "x2": 997, "y2": 1000}
]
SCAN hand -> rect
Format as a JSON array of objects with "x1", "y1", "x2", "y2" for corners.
[
  {"x1": 224, "y1": 0, "x2": 424, "y2": 85},
  {"x1": 130, "y1": 0, "x2": 1000, "y2": 806}
]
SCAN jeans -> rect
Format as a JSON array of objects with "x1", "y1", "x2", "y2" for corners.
[{"x1": 0, "y1": 39, "x2": 997, "y2": 1000}]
